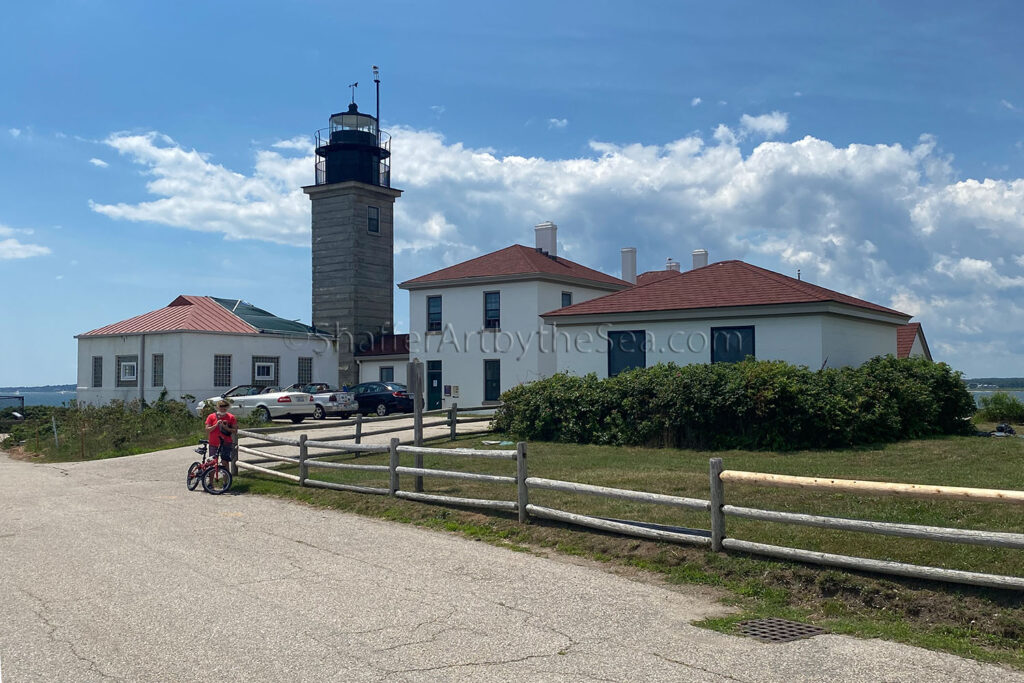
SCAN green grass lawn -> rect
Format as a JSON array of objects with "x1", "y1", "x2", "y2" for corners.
[{"x1": 233, "y1": 430, "x2": 1024, "y2": 669}]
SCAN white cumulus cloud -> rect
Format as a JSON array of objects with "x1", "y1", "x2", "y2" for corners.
[
  {"x1": 89, "y1": 158, "x2": 109, "y2": 168},
  {"x1": 740, "y1": 111, "x2": 789, "y2": 138},
  {"x1": 89, "y1": 122, "x2": 1024, "y2": 374},
  {"x1": 547, "y1": 118, "x2": 568, "y2": 129},
  {"x1": 0, "y1": 224, "x2": 50, "y2": 259},
  {"x1": 8, "y1": 128, "x2": 21, "y2": 138},
  {"x1": 691, "y1": 97, "x2": 702, "y2": 107}
]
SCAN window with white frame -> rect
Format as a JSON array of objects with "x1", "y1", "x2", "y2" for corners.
[
  {"x1": 116, "y1": 355, "x2": 138, "y2": 388},
  {"x1": 214, "y1": 355, "x2": 232, "y2": 387},
  {"x1": 151, "y1": 353, "x2": 164, "y2": 387},
  {"x1": 298, "y1": 357, "x2": 313, "y2": 385},
  {"x1": 251, "y1": 356, "x2": 279, "y2": 386}
]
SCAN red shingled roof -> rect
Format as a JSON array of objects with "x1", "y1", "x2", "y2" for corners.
[
  {"x1": 355, "y1": 333, "x2": 410, "y2": 357},
  {"x1": 897, "y1": 322, "x2": 930, "y2": 359},
  {"x1": 400, "y1": 244, "x2": 630, "y2": 288},
  {"x1": 636, "y1": 269, "x2": 683, "y2": 286},
  {"x1": 78, "y1": 295, "x2": 259, "y2": 337},
  {"x1": 543, "y1": 260, "x2": 909, "y2": 318}
]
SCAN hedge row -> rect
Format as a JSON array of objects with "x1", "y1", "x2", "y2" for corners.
[{"x1": 492, "y1": 356, "x2": 976, "y2": 450}]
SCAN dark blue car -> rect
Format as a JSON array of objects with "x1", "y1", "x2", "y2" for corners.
[{"x1": 349, "y1": 382, "x2": 413, "y2": 416}]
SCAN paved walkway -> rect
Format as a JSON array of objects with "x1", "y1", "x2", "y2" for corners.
[{"x1": 1, "y1": 447, "x2": 1021, "y2": 682}]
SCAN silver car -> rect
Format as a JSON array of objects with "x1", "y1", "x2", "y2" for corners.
[{"x1": 284, "y1": 383, "x2": 359, "y2": 419}]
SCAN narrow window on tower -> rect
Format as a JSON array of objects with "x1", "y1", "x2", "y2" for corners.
[{"x1": 367, "y1": 206, "x2": 380, "y2": 234}]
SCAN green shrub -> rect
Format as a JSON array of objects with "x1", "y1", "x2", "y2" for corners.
[
  {"x1": 976, "y1": 392, "x2": 1024, "y2": 423},
  {"x1": 493, "y1": 356, "x2": 976, "y2": 451},
  {"x1": 2, "y1": 396, "x2": 202, "y2": 459}
]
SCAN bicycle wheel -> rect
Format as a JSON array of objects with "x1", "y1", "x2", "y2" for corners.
[
  {"x1": 186, "y1": 462, "x2": 202, "y2": 491},
  {"x1": 202, "y1": 465, "x2": 232, "y2": 495}
]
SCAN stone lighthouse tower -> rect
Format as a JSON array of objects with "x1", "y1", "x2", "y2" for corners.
[{"x1": 303, "y1": 68, "x2": 402, "y2": 387}]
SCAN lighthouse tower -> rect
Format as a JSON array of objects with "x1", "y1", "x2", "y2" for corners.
[{"x1": 303, "y1": 69, "x2": 402, "y2": 387}]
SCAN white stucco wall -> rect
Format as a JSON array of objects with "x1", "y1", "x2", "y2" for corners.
[
  {"x1": 407, "y1": 279, "x2": 619, "y2": 407},
  {"x1": 357, "y1": 358, "x2": 408, "y2": 385},
  {"x1": 552, "y1": 312, "x2": 900, "y2": 378},
  {"x1": 909, "y1": 335, "x2": 925, "y2": 358},
  {"x1": 76, "y1": 332, "x2": 338, "y2": 409},
  {"x1": 553, "y1": 314, "x2": 826, "y2": 377},
  {"x1": 820, "y1": 316, "x2": 897, "y2": 368}
]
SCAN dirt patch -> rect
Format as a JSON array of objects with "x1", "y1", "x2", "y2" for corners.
[{"x1": 2, "y1": 444, "x2": 41, "y2": 462}]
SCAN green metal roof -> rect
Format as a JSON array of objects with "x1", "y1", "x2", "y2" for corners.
[{"x1": 211, "y1": 297, "x2": 329, "y2": 336}]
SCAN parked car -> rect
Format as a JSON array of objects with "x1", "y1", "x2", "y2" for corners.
[
  {"x1": 197, "y1": 384, "x2": 316, "y2": 423},
  {"x1": 349, "y1": 382, "x2": 413, "y2": 417},
  {"x1": 283, "y1": 382, "x2": 359, "y2": 419}
]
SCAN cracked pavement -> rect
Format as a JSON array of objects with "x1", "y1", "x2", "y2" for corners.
[{"x1": 2, "y1": 447, "x2": 1023, "y2": 682}]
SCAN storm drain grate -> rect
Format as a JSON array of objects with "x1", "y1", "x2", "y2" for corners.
[{"x1": 737, "y1": 618, "x2": 826, "y2": 643}]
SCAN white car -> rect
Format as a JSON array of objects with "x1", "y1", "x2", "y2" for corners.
[
  {"x1": 198, "y1": 385, "x2": 316, "y2": 423},
  {"x1": 283, "y1": 383, "x2": 359, "y2": 420}
]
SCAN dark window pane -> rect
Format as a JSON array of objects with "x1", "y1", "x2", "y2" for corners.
[
  {"x1": 298, "y1": 357, "x2": 313, "y2": 384},
  {"x1": 92, "y1": 356, "x2": 103, "y2": 388},
  {"x1": 214, "y1": 355, "x2": 232, "y2": 387},
  {"x1": 152, "y1": 354, "x2": 164, "y2": 387},
  {"x1": 711, "y1": 326, "x2": 755, "y2": 363},
  {"x1": 484, "y1": 292, "x2": 500, "y2": 329},
  {"x1": 607, "y1": 331, "x2": 646, "y2": 377},
  {"x1": 367, "y1": 206, "x2": 380, "y2": 233},
  {"x1": 427, "y1": 296, "x2": 442, "y2": 332},
  {"x1": 484, "y1": 360, "x2": 501, "y2": 401},
  {"x1": 561, "y1": 291, "x2": 572, "y2": 308},
  {"x1": 380, "y1": 366, "x2": 394, "y2": 382}
]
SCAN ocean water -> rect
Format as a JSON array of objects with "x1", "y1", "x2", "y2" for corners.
[
  {"x1": 971, "y1": 391, "x2": 1024, "y2": 407},
  {"x1": 0, "y1": 391, "x2": 77, "y2": 408}
]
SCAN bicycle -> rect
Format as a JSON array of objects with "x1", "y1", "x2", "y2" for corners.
[{"x1": 186, "y1": 439, "x2": 233, "y2": 494}]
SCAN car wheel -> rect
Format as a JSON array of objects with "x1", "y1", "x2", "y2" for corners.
[
  {"x1": 375, "y1": 402, "x2": 389, "y2": 417},
  {"x1": 313, "y1": 404, "x2": 326, "y2": 420},
  {"x1": 256, "y1": 406, "x2": 272, "y2": 422}
]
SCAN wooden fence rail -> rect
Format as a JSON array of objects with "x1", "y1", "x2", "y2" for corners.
[
  {"x1": 230, "y1": 423, "x2": 1024, "y2": 591},
  {"x1": 718, "y1": 470, "x2": 1024, "y2": 505},
  {"x1": 710, "y1": 458, "x2": 1024, "y2": 590}
]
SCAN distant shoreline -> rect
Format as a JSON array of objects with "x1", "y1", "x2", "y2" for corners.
[{"x1": 0, "y1": 384, "x2": 75, "y2": 393}]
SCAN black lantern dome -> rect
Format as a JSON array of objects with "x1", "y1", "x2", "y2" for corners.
[{"x1": 314, "y1": 102, "x2": 391, "y2": 187}]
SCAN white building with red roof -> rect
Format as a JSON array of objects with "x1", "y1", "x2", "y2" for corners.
[
  {"x1": 398, "y1": 222, "x2": 631, "y2": 408},
  {"x1": 397, "y1": 223, "x2": 924, "y2": 409},
  {"x1": 75, "y1": 296, "x2": 337, "y2": 408}
]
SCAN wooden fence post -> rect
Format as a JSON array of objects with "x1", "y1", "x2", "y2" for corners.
[
  {"x1": 449, "y1": 401, "x2": 458, "y2": 441},
  {"x1": 388, "y1": 438, "x2": 400, "y2": 495},
  {"x1": 355, "y1": 414, "x2": 363, "y2": 445},
  {"x1": 230, "y1": 443, "x2": 238, "y2": 477},
  {"x1": 709, "y1": 458, "x2": 725, "y2": 552},
  {"x1": 517, "y1": 441, "x2": 529, "y2": 524},
  {"x1": 298, "y1": 433, "x2": 308, "y2": 486}
]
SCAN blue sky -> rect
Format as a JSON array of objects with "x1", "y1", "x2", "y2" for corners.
[{"x1": 2, "y1": 0, "x2": 1023, "y2": 385}]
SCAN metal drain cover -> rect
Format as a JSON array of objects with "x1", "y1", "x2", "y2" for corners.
[{"x1": 738, "y1": 618, "x2": 826, "y2": 643}]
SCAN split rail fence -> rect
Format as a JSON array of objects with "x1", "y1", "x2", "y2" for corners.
[{"x1": 231, "y1": 429, "x2": 1024, "y2": 591}]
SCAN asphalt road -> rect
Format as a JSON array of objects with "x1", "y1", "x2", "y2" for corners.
[{"x1": 1, "y1": 447, "x2": 1021, "y2": 682}]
